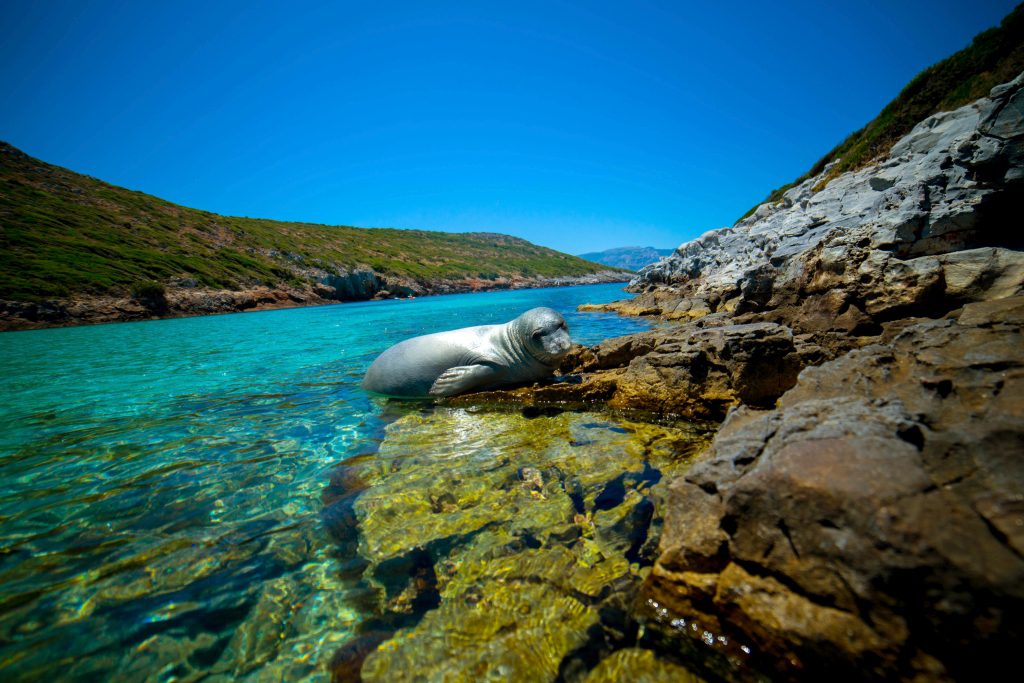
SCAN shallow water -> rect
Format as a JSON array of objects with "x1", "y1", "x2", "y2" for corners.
[{"x1": 0, "y1": 283, "x2": 710, "y2": 681}]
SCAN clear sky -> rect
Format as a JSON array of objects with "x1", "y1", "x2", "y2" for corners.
[{"x1": 1, "y1": 1, "x2": 1020, "y2": 254}]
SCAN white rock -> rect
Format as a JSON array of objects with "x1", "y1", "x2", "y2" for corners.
[{"x1": 634, "y1": 71, "x2": 1024, "y2": 303}]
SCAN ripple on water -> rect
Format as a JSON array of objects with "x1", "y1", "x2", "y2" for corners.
[{"x1": 0, "y1": 283, "x2": 679, "y2": 680}]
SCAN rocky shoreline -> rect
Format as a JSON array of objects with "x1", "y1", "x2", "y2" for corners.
[
  {"x1": 433, "y1": 73, "x2": 1024, "y2": 680},
  {"x1": 0, "y1": 270, "x2": 629, "y2": 332}
]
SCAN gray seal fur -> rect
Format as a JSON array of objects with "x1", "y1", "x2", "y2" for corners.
[{"x1": 362, "y1": 307, "x2": 572, "y2": 398}]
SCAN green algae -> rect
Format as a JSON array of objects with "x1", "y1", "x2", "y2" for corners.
[
  {"x1": 584, "y1": 648, "x2": 708, "y2": 683},
  {"x1": 341, "y1": 407, "x2": 713, "y2": 682}
]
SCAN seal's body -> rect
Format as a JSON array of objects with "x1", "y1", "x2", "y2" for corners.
[{"x1": 362, "y1": 307, "x2": 572, "y2": 398}]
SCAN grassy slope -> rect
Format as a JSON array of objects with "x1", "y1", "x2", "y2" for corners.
[
  {"x1": 738, "y1": 3, "x2": 1024, "y2": 221},
  {"x1": 0, "y1": 142, "x2": 616, "y2": 302}
]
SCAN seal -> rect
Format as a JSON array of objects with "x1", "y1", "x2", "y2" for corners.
[{"x1": 362, "y1": 307, "x2": 572, "y2": 398}]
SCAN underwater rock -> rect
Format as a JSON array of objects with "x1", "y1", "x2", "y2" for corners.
[
  {"x1": 340, "y1": 408, "x2": 713, "y2": 681},
  {"x1": 583, "y1": 647, "x2": 706, "y2": 683},
  {"x1": 360, "y1": 548, "x2": 607, "y2": 682}
]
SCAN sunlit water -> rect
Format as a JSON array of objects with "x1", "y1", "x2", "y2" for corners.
[{"x1": 0, "y1": 283, "x2": 689, "y2": 681}]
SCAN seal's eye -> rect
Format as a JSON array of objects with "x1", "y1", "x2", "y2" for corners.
[{"x1": 532, "y1": 330, "x2": 543, "y2": 340}]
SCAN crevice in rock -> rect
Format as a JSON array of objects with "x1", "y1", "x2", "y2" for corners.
[
  {"x1": 698, "y1": 481, "x2": 718, "y2": 495},
  {"x1": 594, "y1": 475, "x2": 627, "y2": 511},
  {"x1": 624, "y1": 497, "x2": 657, "y2": 565},
  {"x1": 896, "y1": 424, "x2": 926, "y2": 451},
  {"x1": 522, "y1": 405, "x2": 566, "y2": 419},
  {"x1": 921, "y1": 377, "x2": 954, "y2": 398},
  {"x1": 976, "y1": 509, "x2": 1024, "y2": 563},
  {"x1": 731, "y1": 558, "x2": 859, "y2": 617},
  {"x1": 777, "y1": 519, "x2": 801, "y2": 559}
]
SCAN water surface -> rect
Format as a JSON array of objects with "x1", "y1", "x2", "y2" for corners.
[{"x1": 0, "y1": 283, "x2": 691, "y2": 680}]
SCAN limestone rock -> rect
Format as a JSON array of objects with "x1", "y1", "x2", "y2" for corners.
[
  {"x1": 629, "y1": 72, "x2": 1024, "y2": 330},
  {"x1": 453, "y1": 320, "x2": 808, "y2": 422}
]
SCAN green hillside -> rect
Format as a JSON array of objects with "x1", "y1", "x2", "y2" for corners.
[
  {"x1": 0, "y1": 142, "x2": 615, "y2": 302},
  {"x1": 740, "y1": 2, "x2": 1024, "y2": 220}
]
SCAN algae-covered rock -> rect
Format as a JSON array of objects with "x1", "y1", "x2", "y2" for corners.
[
  {"x1": 361, "y1": 574, "x2": 599, "y2": 682},
  {"x1": 584, "y1": 648, "x2": 706, "y2": 683},
  {"x1": 354, "y1": 410, "x2": 709, "y2": 570},
  {"x1": 342, "y1": 408, "x2": 712, "y2": 681}
]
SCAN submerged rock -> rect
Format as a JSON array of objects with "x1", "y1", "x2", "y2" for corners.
[
  {"x1": 333, "y1": 408, "x2": 713, "y2": 681},
  {"x1": 584, "y1": 648, "x2": 707, "y2": 683}
]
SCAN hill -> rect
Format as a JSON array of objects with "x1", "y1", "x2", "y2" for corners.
[
  {"x1": 576, "y1": 246, "x2": 675, "y2": 272},
  {"x1": 740, "y1": 1, "x2": 1024, "y2": 220},
  {"x1": 0, "y1": 142, "x2": 626, "y2": 328}
]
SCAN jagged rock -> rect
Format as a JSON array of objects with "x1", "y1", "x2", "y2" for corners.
[
  {"x1": 0, "y1": 299, "x2": 70, "y2": 326},
  {"x1": 453, "y1": 321, "x2": 809, "y2": 422},
  {"x1": 629, "y1": 73, "x2": 1024, "y2": 330},
  {"x1": 642, "y1": 296, "x2": 1024, "y2": 681},
  {"x1": 320, "y1": 270, "x2": 384, "y2": 300},
  {"x1": 607, "y1": 323, "x2": 805, "y2": 419}
]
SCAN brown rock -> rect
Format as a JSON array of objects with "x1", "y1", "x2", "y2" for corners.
[
  {"x1": 643, "y1": 296, "x2": 1024, "y2": 681},
  {"x1": 451, "y1": 320, "x2": 807, "y2": 422}
]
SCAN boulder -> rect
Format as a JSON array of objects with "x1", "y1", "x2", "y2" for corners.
[
  {"x1": 642, "y1": 296, "x2": 1024, "y2": 681},
  {"x1": 450, "y1": 320, "x2": 811, "y2": 423}
]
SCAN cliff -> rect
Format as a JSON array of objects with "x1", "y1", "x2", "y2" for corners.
[{"x1": 621, "y1": 72, "x2": 1024, "y2": 331}]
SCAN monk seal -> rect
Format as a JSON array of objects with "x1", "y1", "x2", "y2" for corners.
[{"x1": 362, "y1": 307, "x2": 572, "y2": 398}]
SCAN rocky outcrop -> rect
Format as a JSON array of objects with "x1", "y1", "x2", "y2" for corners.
[
  {"x1": 0, "y1": 285, "x2": 326, "y2": 329},
  {"x1": 318, "y1": 270, "x2": 388, "y2": 300},
  {"x1": 436, "y1": 73, "x2": 1024, "y2": 681},
  {"x1": 627, "y1": 73, "x2": 1024, "y2": 331},
  {"x1": 641, "y1": 296, "x2": 1024, "y2": 681},
  {"x1": 445, "y1": 317, "x2": 823, "y2": 423}
]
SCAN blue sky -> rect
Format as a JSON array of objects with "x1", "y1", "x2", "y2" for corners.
[{"x1": 1, "y1": 0, "x2": 1019, "y2": 254}]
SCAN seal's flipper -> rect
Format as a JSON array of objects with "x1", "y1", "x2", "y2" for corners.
[{"x1": 428, "y1": 365, "x2": 497, "y2": 397}]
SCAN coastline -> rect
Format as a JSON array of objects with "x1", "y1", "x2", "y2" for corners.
[{"x1": 0, "y1": 270, "x2": 630, "y2": 333}]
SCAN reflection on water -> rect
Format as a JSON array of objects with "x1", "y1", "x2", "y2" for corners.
[{"x1": 0, "y1": 284, "x2": 707, "y2": 681}]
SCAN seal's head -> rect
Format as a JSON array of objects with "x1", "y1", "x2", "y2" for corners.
[{"x1": 515, "y1": 307, "x2": 572, "y2": 365}]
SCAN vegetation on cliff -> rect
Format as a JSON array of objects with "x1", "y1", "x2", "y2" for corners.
[
  {"x1": 740, "y1": 2, "x2": 1024, "y2": 220},
  {"x1": 0, "y1": 142, "x2": 617, "y2": 302}
]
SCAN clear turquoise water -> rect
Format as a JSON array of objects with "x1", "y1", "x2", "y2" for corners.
[{"x1": 0, "y1": 283, "x2": 656, "y2": 680}]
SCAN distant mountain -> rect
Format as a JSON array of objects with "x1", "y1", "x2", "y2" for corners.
[
  {"x1": 0, "y1": 142, "x2": 628, "y2": 328},
  {"x1": 577, "y1": 246, "x2": 676, "y2": 272}
]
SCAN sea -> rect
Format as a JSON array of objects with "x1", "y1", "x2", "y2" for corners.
[{"x1": 0, "y1": 283, "x2": 715, "y2": 681}]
